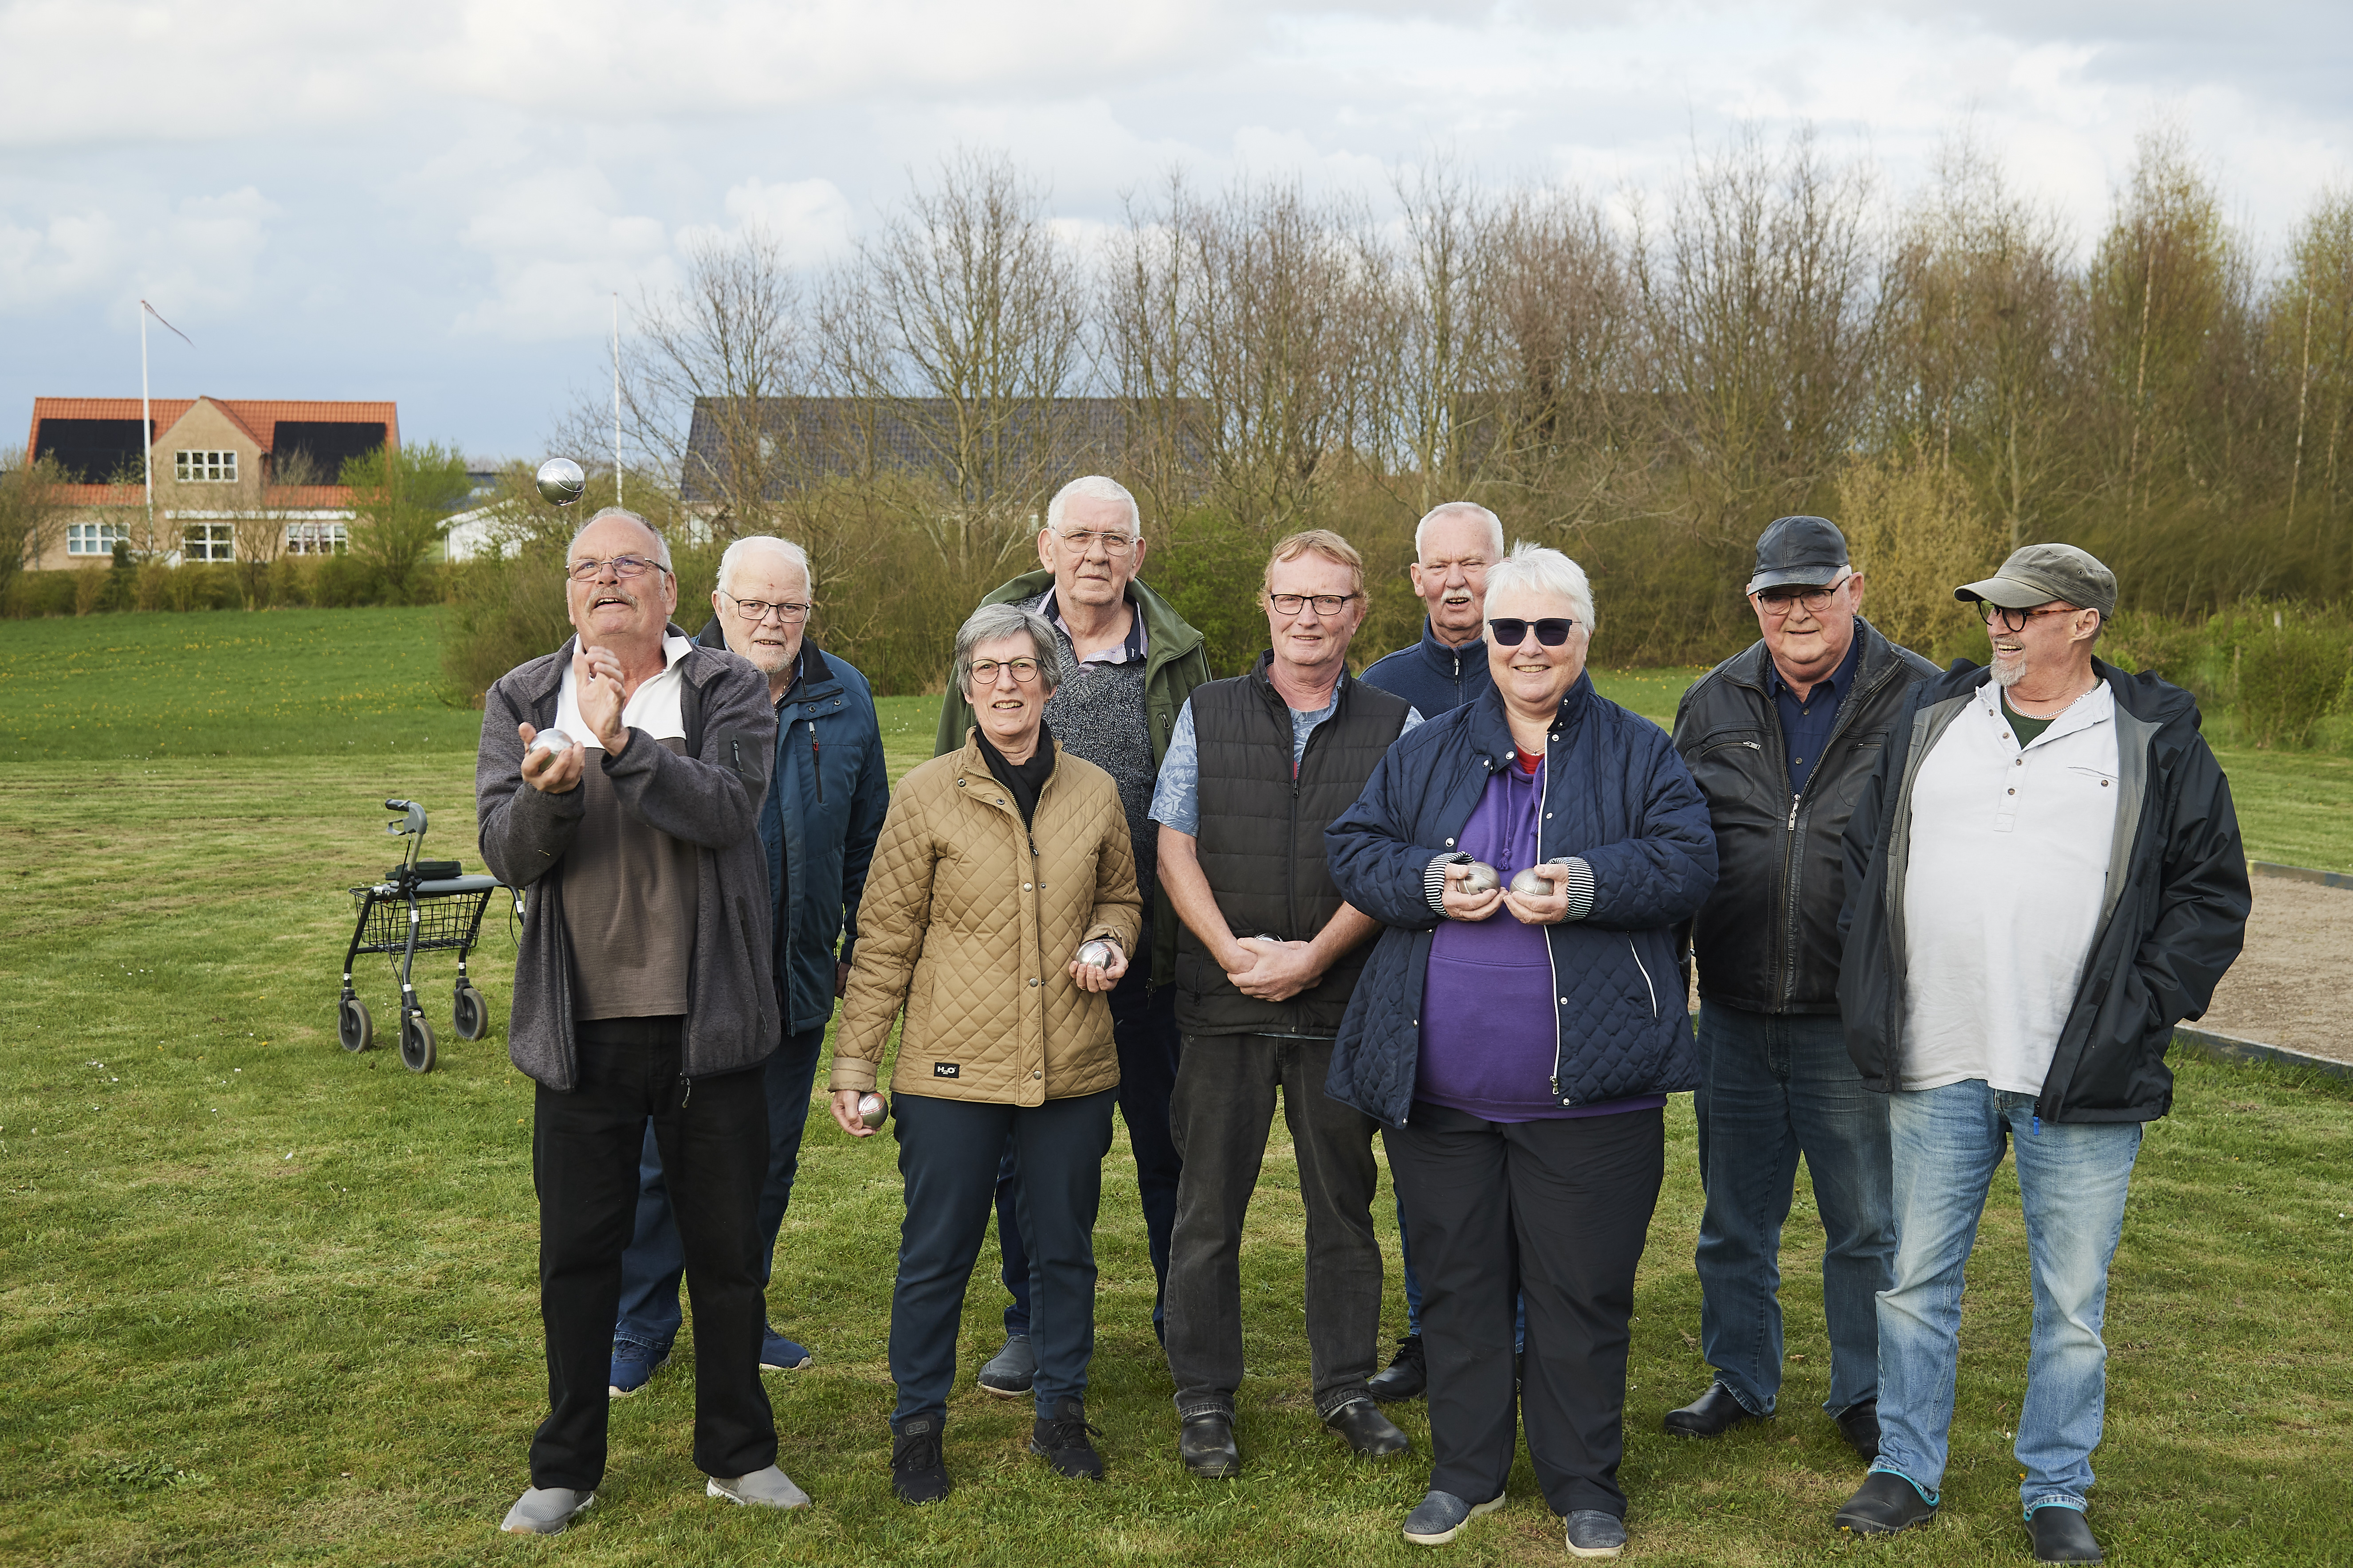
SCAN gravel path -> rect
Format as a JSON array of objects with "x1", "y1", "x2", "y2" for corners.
[{"x1": 2196, "y1": 871, "x2": 2353, "y2": 1065}]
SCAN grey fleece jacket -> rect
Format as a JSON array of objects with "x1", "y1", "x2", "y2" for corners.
[{"x1": 475, "y1": 631, "x2": 781, "y2": 1091}]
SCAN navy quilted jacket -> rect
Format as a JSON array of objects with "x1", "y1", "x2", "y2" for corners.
[{"x1": 1325, "y1": 675, "x2": 1718, "y2": 1127}]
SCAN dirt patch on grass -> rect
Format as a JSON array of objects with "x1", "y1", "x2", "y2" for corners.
[{"x1": 2196, "y1": 874, "x2": 2353, "y2": 1064}]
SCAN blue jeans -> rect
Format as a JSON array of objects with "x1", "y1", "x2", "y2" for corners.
[
  {"x1": 1873, "y1": 1081, "x2": 2143, "y2": 1516},
  {"x1": 1692, "y1": 1004, "x2": 1893, "y2": 1416},
  {"x1": 891, "y1": 1087, "x2": 1117, "y2": 1426},
  {"x1": 613, "y1": 1023, "x2": 826, "y2": 1352}
]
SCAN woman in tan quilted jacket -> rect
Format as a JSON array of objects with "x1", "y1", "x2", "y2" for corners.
[{"x1": 828, "y1": 602, "x2": 1142, "y2": 1504}]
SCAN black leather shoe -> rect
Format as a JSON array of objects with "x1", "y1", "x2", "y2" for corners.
[
  {"x1": 890, "y1": 1415, "x2": 951, "y2": 1505},
  {"x1": 1030, "y1": 1396, "x2": 1105, "y2": 1480},
  {"x1": 1178, "y1": 1412, "x2": 1240, "y2": 1478},
  {"x1": 1663, "y1": 1382, "x2": 1764, "y2": 1438},
  {"x1": 1833, "y1": 1471, "x2": 1937, "y2": 1536},
  {"x1": 1367, "y1": 1335, "x2": 1426, "y2": 1402},
  {"x1": 2028, "y1": 1505, "x2": 2104, "y2": 1563},
  {"x1": 1834, "y1": 1399, "x2": 1882, "y2": 1462},
  {"x1": 1325, "y1": 1397, "x2": 1411, "y2": 1460}
]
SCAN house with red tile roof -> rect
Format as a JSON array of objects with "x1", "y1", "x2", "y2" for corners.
[{"x1": 23, "y1": 396, "x2": 399, "y2": 570}]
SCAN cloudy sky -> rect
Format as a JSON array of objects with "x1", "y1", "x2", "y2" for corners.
[{"x1": 5, "y1": 0, "x2": 2349, "y2": 462}]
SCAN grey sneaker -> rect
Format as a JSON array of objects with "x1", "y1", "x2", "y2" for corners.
[
  {"x1": 978, "y1": 1333, "x2": 1035, "y2": 1397},
  {"x1": 705, "y1": 1465, "x2": 811, "y2": 1509},
  {"x1": 1402, "y1": 1488, "x2": 1506, "y2": 1545},
  {"x1": 1564, "y1": 1509, "x2": 1627, "y2": 1557},
  {"x1": 499, "y1": 1486, "x2": 594, "y2": 1535}
]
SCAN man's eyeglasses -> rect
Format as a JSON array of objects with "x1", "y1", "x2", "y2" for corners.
[
  {"x1": 1054, "y1": 528, "x2": 1138, "y2": 556},
  {"x1": 969, "y1": 657, "x2": 1043, "y2": 684},
  {"x1": 1753, "y1": 572, "x2": 1852, "y2": 617},
  {"x1": 1487, "y1": 616, "x2": 1577, "y2": 647},
  {"x1": 1978, "y1": 603, "x2": 2076, "y2": 632},
  {"x1": 1268, "y1": 592, "x2": 1359, "y2": 616},
  {"x1": 722, "y1": 590, "x2": 812, "y2": 623},
  {"x1": 567, "y1": 554, "x2": 670, "y2": 583}
]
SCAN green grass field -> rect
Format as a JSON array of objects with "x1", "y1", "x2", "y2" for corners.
[{"x1": 3, "y1": 611, "x2": 2349, "y2": 1566}]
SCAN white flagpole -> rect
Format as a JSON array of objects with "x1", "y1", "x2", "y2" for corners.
[
  {"x1": 140, "y1": 302, "x2": 153, "y2": 540},
  {"x1": 612, "y1": 293, "x2": 623, "y2": 508}
]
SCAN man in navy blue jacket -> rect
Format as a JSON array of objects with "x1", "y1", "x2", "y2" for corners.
[
  {"x1": 608, "y1": 535, "x2": 890, "y2": 1394},
  {"x1": 1357, "y1": 499, "x2": 1507, "y2": 1403}
]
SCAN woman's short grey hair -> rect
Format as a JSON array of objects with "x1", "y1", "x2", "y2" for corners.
[
  {"x1": 953, "y1": 603, "x2": 1065, "y2": 697},
  {"x1": 567, "y1": 508, "x2": 672, "y2": 571},
  {"x1": 1485, "y1": 542, "x2": 1596, "y2": 632},
  {"x1": 1045, "y1": 475, "x2": 1142, "y2": 537},
  {"x1": 718, "y1": 535, "x2": 812, "y2": 596}
]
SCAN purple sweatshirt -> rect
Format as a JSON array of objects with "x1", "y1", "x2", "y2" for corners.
[{"x1": 1417, "y1": 755, "x2": 1666, "y2": 1122}]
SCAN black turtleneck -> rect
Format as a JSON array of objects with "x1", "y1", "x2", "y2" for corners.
[{"x1": 977, "y1": 723, "x2": 1056, "y2": 827}]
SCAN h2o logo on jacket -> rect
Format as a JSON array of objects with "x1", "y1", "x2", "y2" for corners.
[{"x1": 932, "y1": 1062, "x2": 960, "y2": 1078}]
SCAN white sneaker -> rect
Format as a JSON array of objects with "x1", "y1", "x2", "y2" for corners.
[
  {"x1": 500, "y1": 1486, "x2": 594, "y2": 1534},
  {"x1": 706, "y1": 1465, "x2": 812, "y2": 1509}
]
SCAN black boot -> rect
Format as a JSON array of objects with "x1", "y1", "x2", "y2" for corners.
[
  {"x1": 1030, "y1": 1396, "x2": 1105, "y2": 1481},
  {"x1": 1367, "y1": 1335, "x2": 1426, "y2": 1402},
  {"x1": 890, "y1": 1414, "x2": 951, "y2": 1505},
  {"x1": 1178, "y1": 1411, "x2": 1240, "y2": 1478}
]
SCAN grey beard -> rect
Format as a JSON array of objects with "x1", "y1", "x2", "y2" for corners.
[{"x1": 1990, "y1": 652, "x2": 2024, "y2": 689}]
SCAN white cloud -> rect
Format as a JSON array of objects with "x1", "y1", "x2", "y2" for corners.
[{"x1": 0, "y1": 208, "x2": 121, "y2": 309}]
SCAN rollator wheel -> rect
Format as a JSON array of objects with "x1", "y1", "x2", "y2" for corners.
[
  {"x1": 338, "y1": 996, "x2": 373, "y2": 1053},
  {"x1": 452, "y1": 985, "x2": 489, "y2": 1041},
  {"x1": 399, "y1": 1011, "x2": 437, "y2": 1074}
]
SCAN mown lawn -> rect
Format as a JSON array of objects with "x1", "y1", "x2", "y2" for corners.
[{"x1": 2, "y1": 612, "x2": 2349, "y2": 1566}]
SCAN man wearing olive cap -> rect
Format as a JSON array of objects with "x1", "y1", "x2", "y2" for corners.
[{"x1": 1829, "y1": 543, "x2": 2249, "y2": 1562}]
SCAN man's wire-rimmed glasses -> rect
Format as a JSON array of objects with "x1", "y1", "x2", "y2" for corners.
[
  {"x1": 721, "y1": 590, "x2": 812, "y2": 624},
  {"x1": 567, "y1": 554, "x2": 672, "y2": 583}
]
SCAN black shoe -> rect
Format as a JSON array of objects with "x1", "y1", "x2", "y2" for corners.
[
  {"x1": 1030, "y1": 1396, "x2": 1105, "y2": 1481},
  {"x1": 1833, "y1": 1471, "x2": 1937, "y2": 1537},
  {"x1": 1663, "y1": 1382, "x2": 1765, "y2": 1439},
  {"x1": 1325, "y1": 1397, "x2": 1411, "y2": 1460},
  {"x1": 2028, "y1": 1505, "x2": 2104, "y2": 1563},
  {"x1": 1178, "y1": 1412, "x2": 1240, "y2": 1478},
  {"x1": 1367, "y1": 1335, "x2": 1426, "y2": 1402},
  {"x1": 1834, "y1": 1399, "x2": 1882, "y2": 1462},
  {"x1": 890, "y1": 1415, "x2": 951, "y2": 1505}
]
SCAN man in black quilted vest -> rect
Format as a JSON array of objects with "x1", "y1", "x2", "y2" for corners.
[{"x1": 1150, "y1": 529, "x2": 1423, "y2": 1478}]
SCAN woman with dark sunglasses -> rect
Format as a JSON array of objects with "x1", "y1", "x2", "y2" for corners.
[{"x1": 1326, "y1": 542, "x2": 1718, "y2": 1558}]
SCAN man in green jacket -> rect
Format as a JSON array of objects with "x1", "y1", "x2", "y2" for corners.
[{"x1": 934, "y1": 475, "x2": 1212, "y2": 1386}]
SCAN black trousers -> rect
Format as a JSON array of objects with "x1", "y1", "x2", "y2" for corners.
[
  {"x1": 530, "y1": 1016, "x2": 776, "y2": 1489},
  {"x1": 1384, "y1": 1102, "x2": 1664, "y2": 1518}
]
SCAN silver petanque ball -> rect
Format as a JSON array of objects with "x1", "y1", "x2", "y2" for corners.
[
  {"x1": 528, "y1": 726, "x2": 577, "y2": 755},
  {"x1": 1510, "y1": 866, "x2": 1559, "y2": 898},
  {"x1": 1454, "y1": 858, "x2": 1500, "y2": 895},
  {"x1": 1076, "y1": 940, "x2": 1114, "y2": 970},
  {"x1": 858, "y1": 1092, "x2": 890, "y2": 1130},
  {"x1": 535, "y1": 457, "x2": 586, "y2": 507}
]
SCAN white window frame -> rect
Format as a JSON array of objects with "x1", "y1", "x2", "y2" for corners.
[
  {"x1": 182, "y1": 521, "x2": 236, "y2": 562},
  {"x1": 67, "y1": 521, "x2": 128, "y2": 557},
  {"x1": 175, "y1": 450, "x2": 239, "y2": 483},
  {"x1": 283, "y1": 520, "x2": 350, "y2": 556}
]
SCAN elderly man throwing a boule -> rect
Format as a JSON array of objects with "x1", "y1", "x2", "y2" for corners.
[
  {"x1": 1663, "y1": 516, "x2": 1936, "y2": 1460},
  {"x1": 477, "y1": 507, "x2": 804, "y2": 1533},
  {"x1": 1154, "y1": 529, "x2": 1422, "y2": 1478},
  {"x1": 603, "y1": 535, "x2": 889, "y2": 1394},
  {"x1": 1831, "y1": 545, "x2": 2249, "y2": 1563},
  {"x1": 934, "y1": 475, "x2": 1211, "y2": 1389}
]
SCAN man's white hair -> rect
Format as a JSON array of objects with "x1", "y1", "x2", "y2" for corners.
[
  {"x1": 1414, "y1": 501, "x2": 1505, "y2": 563},
  {"x1": 1045, "y1": 475, "x2": 1142, "y2": 537},
  {"x1": 718, "y1": 535, "x2": 813, "y2": 597},
  {"x1": 1485, "y1": 541, "x2": 1596, "y2": 632},
  {"x1": 568, "y1": 507, "x2": 672, "y2": 571}
]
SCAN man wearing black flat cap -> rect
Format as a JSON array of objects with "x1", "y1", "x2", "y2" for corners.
[
  {"x1": 1667, "y1": 516, "x2": 1938, "y2": 1461},
  {"x1": 1830, "y1": 543, "x2": 2247, "y2": 1562}
]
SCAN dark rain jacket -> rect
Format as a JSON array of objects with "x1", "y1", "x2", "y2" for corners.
[
  {"x1": 1670, "y1": 618, "x2": 1939, "y2": 1014},
  {"x1": 1837, "y1": 659, "x2": 2251, "y2": 1123},
  {"x1": 1325, "y1": 676, "x2": 1719, "y2": 1126},
  {"x1": 1360, "y1": 618, "x2": 1495, "y2": 717}
]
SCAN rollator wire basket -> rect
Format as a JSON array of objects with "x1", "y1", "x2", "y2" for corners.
[{"x1": 337, "y1": 797, "x2": 508, "y2": 1073}]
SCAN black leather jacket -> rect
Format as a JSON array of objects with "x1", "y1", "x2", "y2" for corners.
[{"x1": 1669, "y1": 619, "x2": 1939, "y2": 1014}]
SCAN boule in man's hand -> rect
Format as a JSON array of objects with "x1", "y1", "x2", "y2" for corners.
[{"x1": 517, "y1": 722, "x2": 584, "y2": 794}]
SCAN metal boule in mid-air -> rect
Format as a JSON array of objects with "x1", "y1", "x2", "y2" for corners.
[
  {"x1": 528, "y1": 726, "x2": 577, "y2": 755},
  {"x1": 1076, "y1": 940, "x2": 1115, "y2": 970},
  {"x1": 857, "y1": 1092, "x2": 890, "y2": 1130},
  {"x1": 535, "y1": 457, "x2": 586, "y2": 507},
  {"x1": 1452, "y1": 858, "x2": 1500, "y2": 895},
  {"x1": 1510, "y1": 866, "x2": 1560, "y2": 898}
]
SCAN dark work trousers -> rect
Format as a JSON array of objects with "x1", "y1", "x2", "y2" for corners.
[
  {"x1": 613, "y1": 1022, "x2": 829, "y2": 1352},
  {"x1": 997, "y1": 959, "x2": 1182, "y2": 1337},
  {"x1": 1385, "y1": 1101, "x2": 1664, "y2": 1520},
  {"x1": 890, "y1": 1087, "x2": 1118, "y2": 1429},
  {"x1": 1164, "y1": 1032, "x2": 1383, "y2": 1422},
  {"x1": 529, "y1": 1016, "x2": 776, "y2": 1490}
]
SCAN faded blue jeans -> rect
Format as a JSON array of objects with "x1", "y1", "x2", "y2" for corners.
[
  {"x1": 1692, "y1": 1004, "x2": 1893, "y2": 1417},
  {"x1": 1872, "y1": 1080, "x2": 2143, "y2": 1517}
]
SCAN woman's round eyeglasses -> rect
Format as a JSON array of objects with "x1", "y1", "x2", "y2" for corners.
[{"x1": 969, "y1": 658, "x2": 1043, "y2": 684}]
